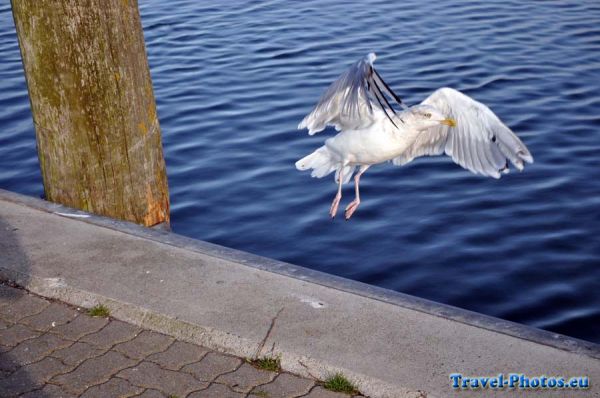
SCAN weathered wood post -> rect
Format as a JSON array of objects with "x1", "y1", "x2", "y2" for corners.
[{"x1": 11, "y1": 0, "x2": 170, "y2": 226}]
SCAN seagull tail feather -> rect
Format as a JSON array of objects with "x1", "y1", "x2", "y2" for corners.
[{"x1": 295, "y1": 146, "x2": 337, "y2": 179}]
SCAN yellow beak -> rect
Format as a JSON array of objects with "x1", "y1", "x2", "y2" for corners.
[{"x1": 440, "y1": 118, "x2": 457, "y2": 127}]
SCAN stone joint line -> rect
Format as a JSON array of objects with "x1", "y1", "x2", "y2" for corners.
[{"x1": 0, "y1": 284, "x2": 362, "y2": 397}]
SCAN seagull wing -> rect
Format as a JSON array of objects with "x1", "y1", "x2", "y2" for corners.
[
  {"x1": 393, "y1": 87, "x2": 533, "y2": 178},
  {"x1": 298, "y1": 53, "x2": 406, "y2": 135}
]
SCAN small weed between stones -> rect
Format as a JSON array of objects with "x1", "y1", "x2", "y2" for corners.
[
  {"x1": 323, "y1": 372, "x2": 359, "y2": 394},
  {"x1": 87, "y1": 304, "x2": 110, "y2": 317},
  {"x1": 250, "y1": 355, "x2": 281, "y2": 372}
]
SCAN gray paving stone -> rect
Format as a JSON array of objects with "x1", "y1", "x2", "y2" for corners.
[
  {"x1": 0, "y1": 318, "x2": 10, "y2": 329},
  {"x1": 4, "y1": 333, "x2": 71, "y2": 370},
  {"x1": 134, "y1": 389, "x2": 166, "y2": 397},
  {"x1": 215, "y1": 363, "x2": 276, "y2": 393},
  {"x1": 117, "y1": 361, "x2": 208, "y2": 397},
  {"x1": 0, "y1": 356, "x2": 71, "y2": 396},
  {"x1": 302, "y1": 386, "x2": 351, "y2": 398},
  {"x1": 113, "y1": 330, "x2": 174, "y2": 359},
  {"x1": 0, "y1": 284, "x2": 19, "y2": 305},
  {"x1": 0, "y1": 323, "x2": 40, "y2": 347},
  {"x1": 52, "y1": 350, "x2": 137, "y2": 394},
  {"x1": 1, "y1": 352, "x2": 19, "y2": 373},
  {"x1": 182, "y1": 351, "x2": 242, "y2": 382},
  {"x1": 50, "y1": 312, "x2": 108, "y2": 340},
  {"x1": 188, "y1": 383, "x2": 245, "y2": 398},
  {"x1": 147, "y1": 340, "x2": 209, "y2": 370},
  {"x1": 51, "y1": 341, "x2": 106, "y2": 366},
  {"x1": 80, "y1": 377, "x2": 144, "y2": 398},
  {"x1": 80, "y1": 320, "x2": 140, "y2": 349},
  {"x1": 0, "y1": 292, "x2": 48, "y2": 322},
  {"x1": 19, "y1": 302, "x2": 79, "y2": 332},
  {"x1": 0, "y1": 286, "x2": 353, "y2": 398},
  {"x1": 250, "y1": 373, "x2": 315, "y2": 398},
  {"x1": 21, "y1": 383, "x2": 77, "y2": 398}
]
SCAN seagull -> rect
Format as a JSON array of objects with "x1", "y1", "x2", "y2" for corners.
[{"x1": 296, "y1": 53, "x2": 533, "y2": 220}]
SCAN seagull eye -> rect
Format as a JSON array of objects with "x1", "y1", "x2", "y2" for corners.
[{"x1": 424, "y1": 112, "x2": 431, "y2": 118}]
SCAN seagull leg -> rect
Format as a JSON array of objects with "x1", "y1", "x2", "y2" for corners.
[
  {"x1": 345, "y1": 165, "x2": 370, "y2": 220},
  {"x1": 329, "y1": 167, "x2": 344, "y2": 219}
]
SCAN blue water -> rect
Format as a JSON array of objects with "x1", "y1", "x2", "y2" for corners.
[{"x1": 1, "y1": 1, "x2": 600, "y2": 343}]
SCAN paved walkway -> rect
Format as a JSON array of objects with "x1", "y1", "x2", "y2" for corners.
[
  {"x1": 2, "y1": 190, "x2": 600, "y2": 398},
  {"x1": 0, "y1": 283, "x2": 361, "y2": 398}
]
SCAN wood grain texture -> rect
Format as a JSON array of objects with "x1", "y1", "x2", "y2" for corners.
[{"x1": 12, "y1": 0, "x2": 169, "y2": 226}]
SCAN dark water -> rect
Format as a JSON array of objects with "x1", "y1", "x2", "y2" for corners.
[{"x1": 1, "y1": 1, "x2": 600, "y2": 343}]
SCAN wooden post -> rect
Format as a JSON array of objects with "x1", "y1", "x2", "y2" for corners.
[{"x1": 11, "y1": 0, "x2": 170, "y2": 226}]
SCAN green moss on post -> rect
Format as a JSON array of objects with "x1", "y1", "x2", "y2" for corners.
[{"x1": 11, "y1": 0, "x2": 170, "y2": 226}]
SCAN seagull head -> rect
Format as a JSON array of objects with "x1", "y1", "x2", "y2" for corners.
[{"x1": 406, "y1": 105, "x2": 456, "y2": 130}]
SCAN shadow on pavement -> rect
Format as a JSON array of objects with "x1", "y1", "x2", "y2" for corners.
[{"x1": 0, "y1": 215, "x2": 50, "y2": 397}]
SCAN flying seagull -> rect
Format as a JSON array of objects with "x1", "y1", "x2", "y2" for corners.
[{"x1": 296, "y1": 53, "x2": 533, "y2": 220}]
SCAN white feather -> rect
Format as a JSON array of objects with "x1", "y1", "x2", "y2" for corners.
[
  {"x1": 296, "y1": 54, "x2": 533, "y2": 187},
  {"x1": 417, "y1": 87, "x2": 534, "y2": 177}
]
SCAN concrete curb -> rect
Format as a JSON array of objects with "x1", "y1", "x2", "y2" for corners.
[
  {"x1": 2, "y1": 188, "x2": 598, "y2": 361},
  {"x1": 0, "y1": 245, "x2": 407, "y2": 397},
  {"x1": 1, "y1": 188, "x2": 600, "y2": 398}
]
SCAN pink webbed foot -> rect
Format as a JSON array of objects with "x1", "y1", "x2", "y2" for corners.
[
  {"x1": 344, "y1": 199, "x2": 360, "y2": 220},
  {"x1": 330, "y1": 194, "x2": 341, "y2": 219}
]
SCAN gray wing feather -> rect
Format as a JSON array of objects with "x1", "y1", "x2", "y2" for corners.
[
  {"x1": 394, "y1": 87, "x2": 533, "y2": 178},
  {"x1": 298, "y1": 53, "x2": 404, "y2": 135}
]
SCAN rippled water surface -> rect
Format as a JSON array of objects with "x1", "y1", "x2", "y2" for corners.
[{"x1": 1, "y1": 1, "x2": 600, "y2": 342}]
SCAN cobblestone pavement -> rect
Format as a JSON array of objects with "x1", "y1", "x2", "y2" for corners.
[{"x1": 0, "y1": 283, "x2": 364, "y2": 397}]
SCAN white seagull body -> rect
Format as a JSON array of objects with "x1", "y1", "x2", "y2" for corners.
[{"x1": 296, "y1": 53, "x2": 533, "y2": 220}]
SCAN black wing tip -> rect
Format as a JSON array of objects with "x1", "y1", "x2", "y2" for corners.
[{"x1": 372, "y1": 68, "x2": 404, "y2": 106}]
